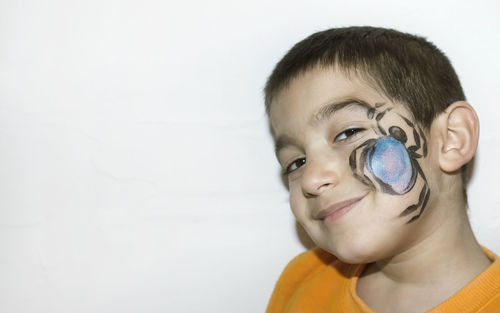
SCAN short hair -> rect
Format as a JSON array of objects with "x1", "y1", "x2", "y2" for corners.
[
  {"x1": 264, "y1": 26, "x2": 465, "y2": 129},
  {"x1": 264, "y1": 26, "x2": 470, "y2": 201}
]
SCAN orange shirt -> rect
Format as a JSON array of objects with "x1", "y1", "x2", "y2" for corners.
[{"x1": 266, "y1": 247, "x2": 500, "y2": 313}]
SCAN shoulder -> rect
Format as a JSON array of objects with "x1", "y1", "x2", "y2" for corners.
[
  {"x1": 474, "y1": 247, "x2": 500, "y2": 312},
  {"x1": 277, "y1": 247, "x2": 337, "y2": 285},
  {"x1": 266, "y1": 247, "x2": 337, "y2": 313}
]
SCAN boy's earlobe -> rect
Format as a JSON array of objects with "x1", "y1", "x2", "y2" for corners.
[{"x1": 437, "y1": 101, "x2": 479, "y2": 173}]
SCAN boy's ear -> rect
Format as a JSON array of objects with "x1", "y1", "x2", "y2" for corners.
[{"x1": 435, "y1": 101, "x2": 479, "y2": 173}]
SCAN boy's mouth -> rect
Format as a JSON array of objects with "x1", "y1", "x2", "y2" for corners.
[{"x1": 315, "y1": 195, "x2": 366, "y2": 224}]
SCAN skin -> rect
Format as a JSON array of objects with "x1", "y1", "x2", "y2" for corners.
[{"x1": 269, "y1": 66, "x2": 491, "y2": 313}]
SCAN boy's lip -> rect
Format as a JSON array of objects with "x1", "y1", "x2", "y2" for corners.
[{"x1": 314, "y1": 195, "x2": 367, "y2": 221}]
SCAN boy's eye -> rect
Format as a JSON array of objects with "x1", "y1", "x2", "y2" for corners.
[
  {"x1": 334, "y1": 127, "x2": 365, "y2": 142},
  {"x1": 284, "y1": 158, "x2": 306, "y2": 175}
]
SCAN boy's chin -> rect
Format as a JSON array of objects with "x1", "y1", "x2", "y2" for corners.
[{"x1": 315, "y1": 236, "x2": 394, "y2": 265}]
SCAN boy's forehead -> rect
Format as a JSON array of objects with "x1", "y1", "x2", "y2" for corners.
[{"x1": 269, "y1": 67, "x2": 392, "y2": 130}]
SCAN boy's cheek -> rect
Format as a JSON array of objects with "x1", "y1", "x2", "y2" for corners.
[
  {"x1": 288, "y1": 188, "x2": 314, "y2": 225},
  {"x1": 288, "y1": 188, "x2": 304, "y2": 217}
]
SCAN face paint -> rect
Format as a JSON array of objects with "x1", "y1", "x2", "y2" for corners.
[
  {"x1": 366, "y1": 136, "x2": 415, "y2": 195},
  {"x1": 349, "y1": 104, "x2": 430, "y2": 224}
]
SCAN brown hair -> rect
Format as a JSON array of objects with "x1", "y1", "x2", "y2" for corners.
[{"x1": 264, "y1": 26, "x2": 465, "y2": 129}]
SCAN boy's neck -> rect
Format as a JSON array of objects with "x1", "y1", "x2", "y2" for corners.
[
  {"x1": 375, "y1": 210, "x2": 488, "y2": 283},
  {"x1": 357, "y1": 205, "x2": 491, "y2": 312}
]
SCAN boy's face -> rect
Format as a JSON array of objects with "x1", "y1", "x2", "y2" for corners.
[{"x1": 269, "y1": 67, "x2": 442, "y2": 263}]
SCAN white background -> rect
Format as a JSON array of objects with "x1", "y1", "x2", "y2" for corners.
[{"x1": 1, "y1": 0, "x2": 499, "y2": 312}]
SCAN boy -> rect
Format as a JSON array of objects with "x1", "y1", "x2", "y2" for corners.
[{"x1": 264, "y1": 27, "x2": 500, "y2": 313}]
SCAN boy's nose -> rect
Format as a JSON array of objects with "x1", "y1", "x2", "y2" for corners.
[{"x1": 301, "y1": 156, "x2": 339, "y2": 197}]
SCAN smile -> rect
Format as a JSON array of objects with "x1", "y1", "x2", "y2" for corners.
[{"x1": 315, "y1": 195, "x2": 366, "y2": 225}]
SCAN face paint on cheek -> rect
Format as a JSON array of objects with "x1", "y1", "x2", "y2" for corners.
[
  {"x1": 367, "y1": 137, "x2": 415, "y2": 195},
  {"x1": 348, "y1": 107, "x2": 431, "y2": 224}
]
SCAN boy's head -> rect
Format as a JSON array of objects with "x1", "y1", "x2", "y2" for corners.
[{"x1": 265, "y1": 27, "x2": 479, "y2": 263}]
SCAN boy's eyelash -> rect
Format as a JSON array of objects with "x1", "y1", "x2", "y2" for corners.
[
  {"x1": 283, "y1": 158, "x2": 306, "y2": 176},
  {"x1": 281, "y1": 128, "x2": 364, "y2": 176},
  {"x1": 334, "y1": 127, "x2": 365, "y2": 142}
]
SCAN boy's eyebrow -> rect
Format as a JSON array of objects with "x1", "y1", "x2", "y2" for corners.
[
  {"x1": 310, "y1": 98, "x2": 373, "y2": 125},
  {"x1": 274, "y1": 134, "x2": 299, "y2": 159}
]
